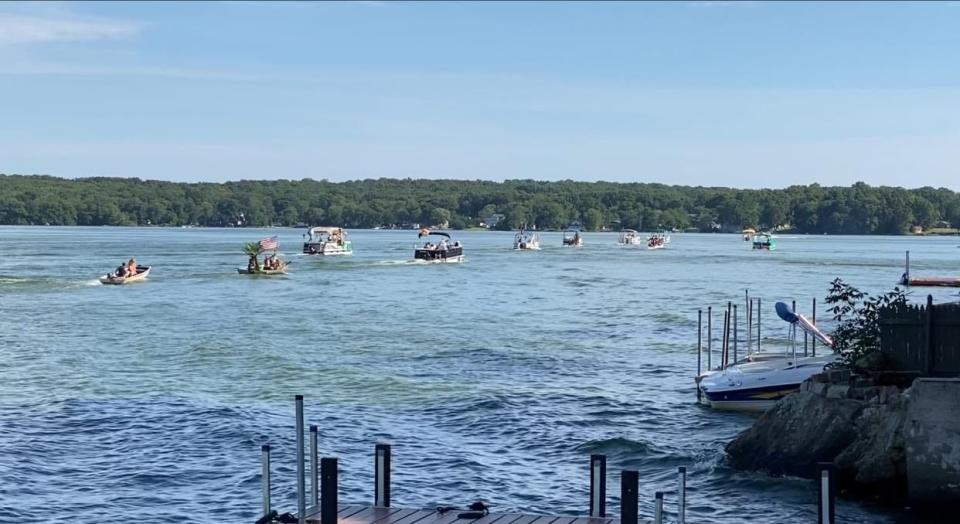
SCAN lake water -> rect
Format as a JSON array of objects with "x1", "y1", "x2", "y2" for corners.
[{"x1": 1, "y1": 227, "x2": 958, "y2": 523}]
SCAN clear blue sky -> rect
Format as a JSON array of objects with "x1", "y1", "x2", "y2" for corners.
[{"x1": 1, "y1": 1, "x2": 958, "y2": 188}]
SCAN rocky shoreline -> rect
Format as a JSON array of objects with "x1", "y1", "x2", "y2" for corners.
[{"x1": 725, "y1": 374, "x2": 960, "y2": 507}]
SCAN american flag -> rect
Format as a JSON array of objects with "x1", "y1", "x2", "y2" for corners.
[{"x1": 258, "y1": 236, "x2": 279, "y2": 251}]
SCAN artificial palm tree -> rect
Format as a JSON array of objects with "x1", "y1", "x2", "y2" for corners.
[{"x1": 242, "y1": 241, "x2": 262, "y2": 271}]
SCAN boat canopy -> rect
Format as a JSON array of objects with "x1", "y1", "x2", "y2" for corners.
[
  {"x1": 742, "y1": 228, "x2": 756, "y2": 234},
  {"x1": 621, "y1": 229, "x2": 638, "y2": 233},
  {"x1": 308, "y1": 226, "x2": 343, "y2": 236},
  {"x1": 420, "y1": 231, "x2": 451, "y2": 239}
]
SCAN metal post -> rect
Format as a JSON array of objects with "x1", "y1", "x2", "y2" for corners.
[
  {"x1": 295, "y1": 395, "x2": 306, "y2": 524},
  {"x1": 905, "y1": 250, "x2": 910, "y2": 282},
  {"x1": 812, "y1": 298, "x2": 817, "y2": 357},
  {"x1": 375, "y1": 444, "x2": 391, "y2": 507},
  {"x1": 707, "y1": 306, "x2": 713, "y2": 370},
  {"x1": 677, "y1": 466, "x2": 686, "y2": 524},
  {"x1": 589, "y1": 454, "x2": 606, "y2": 518},
  {"x1": 747, "y1": 298, "x2": 753, "y2": 356},
  {"x1": 697, "y1": 310, "x2": 702, "y2": 401},
  {"x1": 757, "y1": 297, "x2": 762, "y2": 352},
  {"x1": 261, "y1": 444, "x2": 271, "y2": 518},
  {"x1": 321, "y1": 457, "x2": 338, "y2": 524},
  {"x1": 818, "y1": 462, "x2": 835, "y2": 524},
  {"x1": 654, "y1": 491, "x2": 664, "y2": 524},
  {"x1": 310, "y1": 425, "x2": 319, "y2": 510},
  {"x1": 722, "y1": 310, "x2": 730, "y2": 368},
  {"x1": 733, "y1": 304, "x2": 738, "y2": 364},
  {"x1": 620, "y1": 470, "x2": 638, "y2": 524},
  {"x1": 924, "y1": 295, "x2": 934, "y2": 376}
]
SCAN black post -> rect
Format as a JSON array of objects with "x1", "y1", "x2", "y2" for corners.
[
  {"x1": 321, "y1": 457, "x2": 338, "y2": 524},
  {"x1": 697, "y1": 309, "x2": 702, "y2": 401},
  {"x1": 757, "y1": 297, "x2": 761, "y2": 352},
  {"x1": 733, "y1": 304, "x2": 738, "y2": 364},
  {"x1": 817, "y1": 462, "x2": 835, "y2": 524},
  {"x1": 812, "y1": 298, "x2": 817, "y2": 357},
  {"x1": 620, "y1": 470, "x2": 638, "y2": 524},
  {"x1": 310, "y1": 425, "x2": 319, "y2": 509},
  {"x1": 261, "y1": 444, "x2": 271, "y2": 518},
  {"x1": 707, "y1": 306, "x2": 713, "y2": 370},
  {"x1": 677, "y1": 466, "x2": 686, "y2": 524},
  {"x1": 924, "y1": 295, "x2": 934, "y2": 376},
  {"x1": 589, "y1": 454, "x2": 606, "y2": 517},
  {"x1": 375, "y1": 444, "x2": 391, "y2": 507},
  {"x1": 295, "y1": 395, "x2": 306, "y2": 524}
]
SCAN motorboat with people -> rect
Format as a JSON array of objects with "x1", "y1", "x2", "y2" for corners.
[
  {"x1": 414, "y1": 229, "x2": 463, "y2": 263},
  {"x1": 742, "y1": 228, "x2": 755, "y2": 242},
  {"x1": 239, "y1": 236, "x2": 289, "y2": 275},
  {"x1": 562, "y1": 229, "x2": 583, "y2": 247},
  {"x1": 514, "y1": 227, "x2": 541, "y2": 250},
  {"x1": 618, "y1": 229, "x2": 643, "y2": 246},
  {"x1": 302, "y1": 226, "x2": 352, "y2": 256},
  {"x1": 100, "y1": 259, "x2": 151, "y2": 285},
  {"x1": 752, "y1": 232, "x2": 776, "y2": 251},
  {"x1": 697, "y1": 301, "x2": 836, "y2": 412},
  {"x1": 647, "y1": 231, "x2": 669, "y2": 250}
]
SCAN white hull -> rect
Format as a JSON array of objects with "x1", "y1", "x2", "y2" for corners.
[
  {"x1": 698, "y1": 354, "x2": 837, "y2": 413},
  {"x1": 418, "y1": 255, "x2": 464, "y2": 264}
]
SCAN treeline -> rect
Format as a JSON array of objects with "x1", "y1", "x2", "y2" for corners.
[{"x1": 1, "y1": 175, "x2": 958, "y2": 234}]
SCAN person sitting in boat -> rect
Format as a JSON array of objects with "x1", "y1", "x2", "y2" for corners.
[
  {"x1": 127, "y1": 258, "x2": 138, "y2": 276},
  {"x1": 114, "y1": 263, "x2": 129, "y2": 278}
]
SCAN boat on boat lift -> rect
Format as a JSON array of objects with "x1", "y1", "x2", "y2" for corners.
[
  {"x1": 414, "y1": 229, "x2": 464, "y2": 263},
  {"x1": 303, "y1": 226, "x2": 353, "y2": 256},
  {"x1": 697, "y1": 301, "x2": 835, "y2": 412},
  {"x1": 514, "y1": 227, "x2": 541, "y2": 250},
  {"x1": 618, "y1": 229, "x2": 643, "y2": 246}
]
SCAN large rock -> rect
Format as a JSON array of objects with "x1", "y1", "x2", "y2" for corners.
[
  {"x1": 725, "y1": 391, "x2": 864, "y2": 477},
  {"x1": 906, "y1": 378, "x2": 960, "y2": 503},
  {"x1": 834, "y1": 395, "x2": 907, "y2": 494}
]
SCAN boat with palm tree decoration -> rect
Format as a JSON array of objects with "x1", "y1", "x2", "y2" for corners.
[
  {"x1": 238, "y1": 236, "x2": 289, "y2": 275},
  {"x1": 302, "y1": 226, "x2": 353, "y2": 256},
  {"x1": 562, "y1": 228, "x2": 583, "y2": 247},
  {"x1": 415, "y1": 229, "x2": 463, "y2": 263},
  {"x1": 513, "y1": 226, "x2": 541, "y2": 250}
]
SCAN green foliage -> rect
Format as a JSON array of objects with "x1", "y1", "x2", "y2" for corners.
[
  {"x1": 0, "y1": 174, "x2": 957, "y2": 233},
  {"x1": 825, "y1": 279, "x2": 907, "y2": 368},
  {"x1": 242, "y1": 242, "x2": 261, "y2": 257}
]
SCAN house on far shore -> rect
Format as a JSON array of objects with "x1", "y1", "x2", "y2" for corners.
[{"x1": 481, "y1": 213, "x2": 505, "y2": 229}]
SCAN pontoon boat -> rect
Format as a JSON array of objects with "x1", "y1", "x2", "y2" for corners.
[
  {"x1": 618, "y1": 229, "x2": 643, "y2": 246},
  {"x1": 303, "y1": 227, "x2": 353, "y2": 256},
  {"x1": 415, "y1": 230, "x2": 463, "y2": 263},
  {"x1": 752, "y1": 233, "x2": 776, "y2": 251},
  {"x1": 514, "y1": 228, "x2": 541, "y2": 250},
  {"x1": 562, "y1": 229, "x2": 583, "y2": 247}
]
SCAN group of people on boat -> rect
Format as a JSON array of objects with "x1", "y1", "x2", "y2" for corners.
[
  {"x1": 112, "y1": 258, "x2": 139, "y2": 278},
  {"x1": 422, "y1": 238, "x2": 460, "y2": 251},
  {"x1": 647, "y1": 235, "x2": 666, "y2": 248},
  {"x1": 247, "y1": 254, "x2": 285, "y2": 272}
]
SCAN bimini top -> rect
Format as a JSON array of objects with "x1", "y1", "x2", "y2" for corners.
[
  {"x1": 742, "y1": 228, "x2": 756, "y2": 234},
  {"x1": 621, "y1": 229, "x2": 638, "y2": 234},
  {"x1": 419, "y1": 229, "x2": 450, "y2": 239},
  {"x1": 308, "y1": 226, "x2": 344, "y2": 236}
]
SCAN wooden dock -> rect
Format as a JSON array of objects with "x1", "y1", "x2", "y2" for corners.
[{"x1": 305, "y1": 505, "x2": 621, "y2": 524}]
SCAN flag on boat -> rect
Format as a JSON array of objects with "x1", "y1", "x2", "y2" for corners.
[{"x1": 258, "y1": 236, "x2": 279, "y2": 250}]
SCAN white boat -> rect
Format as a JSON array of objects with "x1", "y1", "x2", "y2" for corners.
[
  {"x1": 303, "y1": 227, "x2": 353, "y2": 256},
  {"x1": 646, "y1": 231, "x2": 669, "y2": 250},
  {"x1": 618, "y1": 229, "x2": 643, "y2": 246},
  {"x1": 562, "y1": 229, "x2": 583, "y2": 247},
  {"x1": 752, "y1": 232, "x2": 776, "y2": 251},
  {"x1": 100, "y1": 265, "x2": 151, "y2": 285},
  {"x1": 514, "y1": 228, "x2": 541, "y2": 250},
  {"x1": 415, "y1": 230, "x2": 463, "y2": 263},
  {"x1": 697, "y1": 301, "x2": 836, "y2": 412}
]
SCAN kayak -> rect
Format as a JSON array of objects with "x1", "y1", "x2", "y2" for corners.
[{"x1": 100, "y1": 266, "x2": 151, "y2": 285}]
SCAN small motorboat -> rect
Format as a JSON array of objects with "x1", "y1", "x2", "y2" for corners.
[
  {"x1": 514, "y1": 227, "x2": 541, "y2": 250},
  {"x1": 742, "y1": 228, "x2": 756, "y2": 242},
  {"x1": 100, "y1": 265, "x2": 151, "y2": 285},
  {"x1": 697, "y1": 301, "x2": 835, "y2": 412},
  {"x1": 303, "y1": 226, "x2": 353, "y2": 256},
  {"x1": 646, "y1": 232, "x2": 669, "y2": 250},
  {"x1": 618, "y1": 229, "x2": 643, "y2": 246},
  {"x1": 752, "y1": 232, "x2": 776, "y2": 251},
  {"x1": 415, "y1": 229, "x2": 463, "y2": 263},
  {"x1": 562, "y1": 229, "x2": 583, "y2": 247}
]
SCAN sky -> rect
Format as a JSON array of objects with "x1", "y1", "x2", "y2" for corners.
[{"x1": 0, "y1": 1, "x2": 958, "y2": 188}]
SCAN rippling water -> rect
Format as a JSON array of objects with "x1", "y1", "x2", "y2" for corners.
[{"x1": 1, "y1": 227, "x2": 958, "y2": 523}]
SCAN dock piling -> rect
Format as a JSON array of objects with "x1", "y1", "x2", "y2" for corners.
[
  {"x1": 747, "y1": 297, "x2": 753, "y2": 355},
  {"x1": 707, "y1": 306, "x2": 713, "y2": 370},
  {"x1": 375, "y1": 443, "x2": 391, "y2": 508},
  {"x1": 697, "y1": 310, "x2": 702, "y2": 401},
  {"x1": 620, "y1": 470, "x2": 638, "y2": 524},
  {"x1": 818, "y1": 462, "x2": 835, "y2": 524},
  {"x1": 589, "y1": 454, "x2": 606, "y2": 518},
  {"x1": 321, "y1": 457, "x2": 338, "y2": 524},
  {"x1": 757, "y1": 297, "x2": 761, "y2": 352},
  {"x1": 677, "y1": 466, "x2": 686, "y2": 524},
  {"x1": 653, "y1": 491, "x2": 664, "y2": 524},
  {"x1": 812, "y1": 298, "x2": 817, "y2": 357},
  {"x1": 310, "y1": 425, "x2": 319, "y2": 510},
  {"x1": 260, "y1": 444, "x2": 271, "y2": 518},
  {"x1": 733, "y1": 304, "x2": 738, "y2": 364},
  {"x1": 295, "y1": 395, "x2": 306, "y2": 524}
]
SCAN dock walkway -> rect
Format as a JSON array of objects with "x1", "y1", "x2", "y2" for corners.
[{"x1": 308, "y1": 506, "x2": 620, "y2": 524}]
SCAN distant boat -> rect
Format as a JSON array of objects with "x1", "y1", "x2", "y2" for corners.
[
  {"x1": 303, "y1": 226, "x2": 353, "y2": 256},
  {"x1": 647, "y1": 231, "x2": 670, "y2": 250},
  {"x1": 752, "y1": 233, "x2": 776, "y2": 251},
  {"x1": 99, "y1": 265, "x2": 151, "y2": 285},
  {"x1": 562, "y1": 229, "x2": 583, "y2": 247},
  {"x1": 514, "y1": 227, "x2": 541, "y2": 250},
  {"x1": 618, "y1": 229, "x2": 643, "y2": 246},
  {"x1": 742, "y1": 228, "x2": 756, "y2": 242},
  {"x1": 415, "y1": 229, "x2": 463, "y2": 263},
  {"x1": 240, "y1": 237, "x2": 289, "y2": 275}
]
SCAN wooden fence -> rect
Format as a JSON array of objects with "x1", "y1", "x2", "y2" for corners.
[{"x1": 879, "y1": 296, "x2": 960, "y2": 376}]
